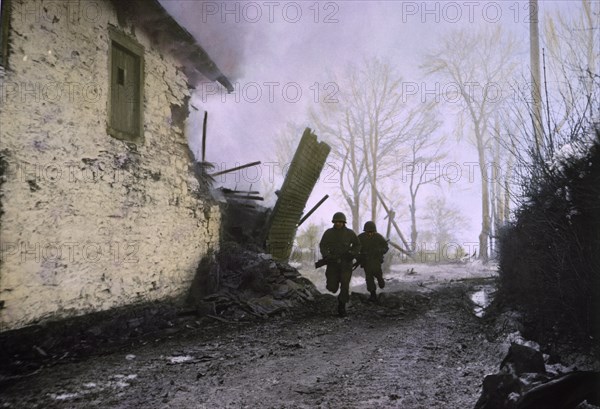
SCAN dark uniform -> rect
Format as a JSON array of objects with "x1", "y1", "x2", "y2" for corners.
[
  {"x1": 319, "y1": 212, "x2": 361, "y2": 317},
  {"x1": 357, "y1": 221, "x2": 389, "y2": 301}
]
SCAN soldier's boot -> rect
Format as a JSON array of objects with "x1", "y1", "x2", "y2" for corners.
[
  {"x1": 377, "y1": 277, "x2": 385, "y2": 289},
  {"x1": 337, "y1": 300, "x2": 347, "y2": 317},
  {"x1": 369, "y1": 290, "x2": 377, "y2": 302}
]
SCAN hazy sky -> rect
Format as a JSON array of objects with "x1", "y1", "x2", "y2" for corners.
[{"x1": 158, "y1": 0, "x2": 591, "y2": 249}]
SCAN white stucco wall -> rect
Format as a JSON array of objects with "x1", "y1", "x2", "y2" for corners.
[{"x1": 0, "y1": 0, "x2": 221, "y2": 331}]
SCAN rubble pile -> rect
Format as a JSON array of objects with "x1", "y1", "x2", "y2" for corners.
[
  {"x1": 474, "y1": 342, "x2": 600, "y2": 409},
  {"x1": 188, "y1": 242, "x2": 321, "y2": 322}
]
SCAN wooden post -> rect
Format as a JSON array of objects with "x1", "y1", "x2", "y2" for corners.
[
  {"x1": 385, "y1": 210, "x2": 394, "y2": 240},
  {"x1": 202, "y1": 111, "x2": 208, "y2": 162},
  {"x1": 297, "y1": 194, "x2": 329, "y2": 227}
]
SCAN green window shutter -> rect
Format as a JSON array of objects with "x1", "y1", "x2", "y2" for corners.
[
  {"x1": 107, "y1": 27, "x2": 144, "y2": 143},
  {"x1": 0, "y1": 0, "x2": 11, "y2": 68}
]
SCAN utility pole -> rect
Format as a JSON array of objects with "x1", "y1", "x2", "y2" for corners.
[{"x1": 529, "y1": 0, "x2": 544, "y2": 154}]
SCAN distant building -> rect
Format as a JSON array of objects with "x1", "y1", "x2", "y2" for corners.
[{"x1": 0, "y1": 0, "x2": 231, "y2": 331}]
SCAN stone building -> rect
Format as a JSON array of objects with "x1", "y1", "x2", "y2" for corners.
[{"x1": 0, "y1": 0, "x2": 232, "y2": 331}]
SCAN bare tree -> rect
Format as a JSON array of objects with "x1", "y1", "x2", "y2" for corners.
[
  {"x1": 356, "y1": 60, "x2": 423, "y2": 222},
  {"x1": 422, "y1": 26, "x2": 519, "y2": 262},
  {"x1": 402, "y1": 107, "x2": 446, "y2": 251},
  {"x1": 420, "y1": 197, "x2": 469, "y2": 261},
  {"x1": 267, "y1": 121, "x2": 318, "y2": 207},
  {"x1": 311, "y1": 58, "x2": 439, "y2": 234},
  {"x1": 273, "y1": 121, "x2": 311, "y2": 167},
  {"x1": 543, "y1": 0, "x2": 599, "y2": 136},
  {"x1": 295, "y1": 222, "x2": 323, "y2": 262},
  {"x1": 489, "y1": 114, "x2": 518, "y2": 256},
  {"x1": 504, "y1": 0, "x2": 599, "y2": 202},
  {"x1": 310, "y1": 78, "x2": 367, "y2": 231}
]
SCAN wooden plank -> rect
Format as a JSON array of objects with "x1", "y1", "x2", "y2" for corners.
[{"x1": 265, "y1": 128, "x2": 331, "y2": 260}]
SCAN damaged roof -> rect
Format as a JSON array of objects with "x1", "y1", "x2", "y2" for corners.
[{"x1": 111, "y1": 0, "x2": 234, "y2": 93}]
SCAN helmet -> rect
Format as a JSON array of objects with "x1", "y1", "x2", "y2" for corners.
[
  {"x1": 332, "y1": 212, "x2": 347, "y2": 223},
  {"x1": 363, "y1": 221, "x2": 377, "y2": 232}
]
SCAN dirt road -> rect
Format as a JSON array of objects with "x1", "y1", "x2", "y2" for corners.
[{"x1": 0, "y1": 277, "x2": 510, "y2": 409}]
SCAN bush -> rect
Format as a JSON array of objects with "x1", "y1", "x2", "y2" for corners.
[{"x1": 497, "y1": 127, "x2": 600, "y2": 341}]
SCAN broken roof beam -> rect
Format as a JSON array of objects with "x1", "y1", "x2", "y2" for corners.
[
  {"x1": 220, "y1": 188, "x2": 260, "y2": 195},
  {"x1": 229, "y1": 195, "x2": 264, "y2": 201},
  {"x1": 265, "y1": 128, "x2": 331, "y2": 261},
  {"x1": 210, "y1": 161, "x2": 262, "y2": 177}
]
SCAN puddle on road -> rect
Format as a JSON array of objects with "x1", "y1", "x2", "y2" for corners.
[{"x1": 470, "y1": 285, "x2": 495, "y2": 317}]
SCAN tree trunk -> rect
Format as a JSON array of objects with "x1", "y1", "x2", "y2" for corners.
[
  {"x1": 476, "y1": 121, "x2": 490, "y2": 262},
  {"x1": 410, "y1": 196, "x2": 418, "y2": 252},
  {"x1": 489, "y1": 172, "x2": 496, "y2": 258},
  {"x1": 371, "y1": 184, "x2": 377, "y2": 224},
  {"x1": 370, "y1": 133, "x2": 378, "y2": 223},
  {"x1": 479, "y1": 167, "x2": 490, "y2": 263},
  {"x1": 351, "y1": 205, "x2": 360, "y2": 232},
  {"x1": 352, "y1": 183, "x2": 360, "y2": 232},
  {"x1": 503, "y1": 154, "x2": 514, "y2": 225}
]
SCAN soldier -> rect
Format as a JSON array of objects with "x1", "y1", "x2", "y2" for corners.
[
  {"x1": 319, "y1": 212, "x2": 361, "y2": 317},
  {"x1": 357, "y1": 221, "x2": 389, "y2": 302}
]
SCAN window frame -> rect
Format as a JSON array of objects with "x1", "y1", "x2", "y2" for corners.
[
  {"x1": 0, "y1": 0, "x2": 11, "y2": 68},
  {"x1": 107, "y1": 27, "x2": 145, "y2": 143}
]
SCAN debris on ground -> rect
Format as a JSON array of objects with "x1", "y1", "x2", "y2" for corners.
[{"x1": 188, "y1": 241, "x2": 321, "y2": 321}]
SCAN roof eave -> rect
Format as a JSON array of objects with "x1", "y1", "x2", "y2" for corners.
[{"x1": 111, "y1": 0, "x2": 233, "y2": 93}]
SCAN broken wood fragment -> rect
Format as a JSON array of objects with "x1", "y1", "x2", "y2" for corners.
[
  {"x1": 389, "y1": 240, "x2": 411, "y2": 256},
  {"x1": 229, "y1": 195, "x2": 264, "y2": 201},
  {"x1": 210, "y1": 161, "x2": 262, "y2": 177},
  {"x1": 220, "y1": 188, "x2": 260, "y2": 195},
  {"x1": 202, "y1": 111, "x2": 208, "y2": 162},
  {"x1": 297, "y1": 194, "x2": 329, "y2": 227},
  {"x1": 206, "y1": 314, "x2": 242, "y2": 324}
]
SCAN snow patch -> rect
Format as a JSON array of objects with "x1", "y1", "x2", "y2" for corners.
[
  {"x1": 112, "y1": 374, "x2": 137, "y2": 380},
  {"x1": 505, "y1": 331, "x2": 540, "y2": 350},
  {"x1": 51, "y1": 393, "x2": 79, "y2": 400},
  {"x1": 507, "y1": 392, "x2": 520, "y2": 403},
  {"x1": 549, "y1": 136, "x2": 595, "y2": 172},
  {"x1": 168, "y1": 355, "x2": 194, "y2": 363}
]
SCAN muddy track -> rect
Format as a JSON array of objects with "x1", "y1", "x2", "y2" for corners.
[{"x1": 0, "y1": 280, "x2": 505, "y2": 409}]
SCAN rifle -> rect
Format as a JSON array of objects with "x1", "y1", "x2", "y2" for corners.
[
  {"x1": 315, "y1": 256, "x2": 340, "y2": 268},
  {"x1": 315, "y1": 254, "x2": 359, "y2": 269},
  {"x1": 314, "y1": 257, "x2": 329, "y2": 268}
]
